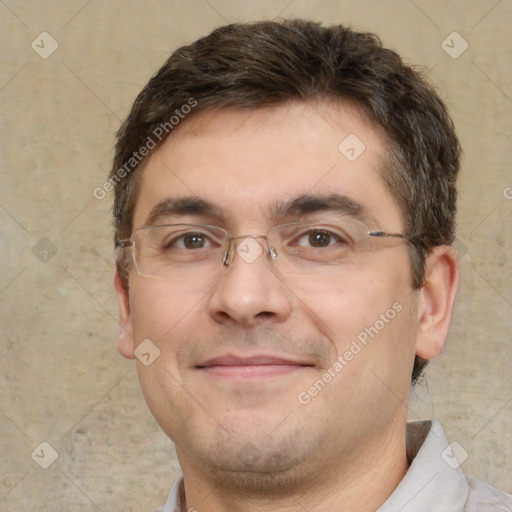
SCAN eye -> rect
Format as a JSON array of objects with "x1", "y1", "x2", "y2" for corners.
[
  {"x1": 165, "y1": 231, "x2": 214, "y2": 250},
  {"x1": 295, "y1": 229, "x2": 346, "y2": 248}
]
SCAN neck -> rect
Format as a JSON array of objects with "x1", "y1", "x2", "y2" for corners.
[{"x1": 176, "y1": 421, "x2": 409, "y2": 512}]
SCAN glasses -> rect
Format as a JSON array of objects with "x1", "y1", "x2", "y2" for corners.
[{"x1": 118, "y1": 219, "x2": 409, "y2": 281}]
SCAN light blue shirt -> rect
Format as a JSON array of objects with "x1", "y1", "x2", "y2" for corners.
[{"x1": 154, "y1": 420, "x2": 511, "y2": 512}]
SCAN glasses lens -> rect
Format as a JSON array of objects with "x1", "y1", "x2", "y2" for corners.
[
  {"x1": 268, "y1": 219, "x2": 370, "y2": 275},
  {"x1": 129, "y1": 219, "x2": 399, "y2": 282},
  {"x1": 132, "y1": 224, "x2": 227, "y2": 278}
]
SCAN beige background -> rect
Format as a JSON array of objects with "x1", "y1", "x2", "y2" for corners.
[{"x1": 0, "y1": 0, "x2": 510, "y2": 510}]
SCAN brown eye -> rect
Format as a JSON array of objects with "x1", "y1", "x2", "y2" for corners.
[
  {"x1": 308, "y1": 231, "x2": 333, "y2": 247},
  {"x1": 182, "y1": 234, "x2": 208, "y2": 249},
  {"x1": 296, "y1": 229, "x2": 343, "y2": 248},
  {"x1": 166, "y1": 232, "x2": 212, "y2": 250}
]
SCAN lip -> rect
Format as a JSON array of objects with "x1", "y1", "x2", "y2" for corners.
[{"x1": 196, "y1": 354, "x2": 315, "y2": 379}]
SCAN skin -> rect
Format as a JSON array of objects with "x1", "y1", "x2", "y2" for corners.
[{"x1": 115, "y1": 101, "x2": 459, "y2": 512}]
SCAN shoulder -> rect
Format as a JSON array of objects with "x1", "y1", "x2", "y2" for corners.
[{"x1": 464, "y1": 476, "x2": 512, "y2": 511}]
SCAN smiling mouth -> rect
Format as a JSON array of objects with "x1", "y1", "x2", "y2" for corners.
[{"x1": 196, "y1": 355, "x2": 315, "y2": 379}]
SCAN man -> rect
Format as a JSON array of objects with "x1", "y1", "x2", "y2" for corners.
[{"x1": 109, "y1": 20, "x2": 511, "y2": 511}]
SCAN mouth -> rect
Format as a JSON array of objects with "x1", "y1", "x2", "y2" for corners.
[{"x1": 196, "y1": 354, "x2": 315, "y2": 379}]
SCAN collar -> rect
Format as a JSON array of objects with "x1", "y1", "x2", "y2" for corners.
[
  {"x1": 158, "y1": 475, "x2": 184, "y2": 512},
  {"x1": 377, "y1": 419, "x2": 469, "y2": 511}
]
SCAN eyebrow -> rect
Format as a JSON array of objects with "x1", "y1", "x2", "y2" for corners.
[
  {"x1": 270, "y1": 193, "x2": 369, "y2": 223},
  {"x1": 143, "y1": 193, "x2": 372, "y2": 228}
]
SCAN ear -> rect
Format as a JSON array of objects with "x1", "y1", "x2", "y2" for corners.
[
  {"x1": 415, "y1": 245, "x2": 459, "y2": 360},
  {"x1": 114, "y1": 267, "x2": 135, "y2": 359}
]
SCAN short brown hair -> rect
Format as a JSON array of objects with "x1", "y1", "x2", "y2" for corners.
[{"x1": 110, "y1": 19, "x2": 461, "y2": 383}]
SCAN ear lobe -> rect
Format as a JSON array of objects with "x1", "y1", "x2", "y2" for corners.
[
  {"x1": 415, "y1": 245, "x2": 460, "y2": 360},
  {"x1": 114, "y1": 268, "x2": 135, "y2": 359}
]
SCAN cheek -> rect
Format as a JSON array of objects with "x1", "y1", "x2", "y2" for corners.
[
  {"x1": 129, "y1": 276, "x2": 204, "y2": 343},
  {"x1": 311, "y1": 262, "x2": 416, "y2": 376},
  {"x1": 316, "y1": 296, "x2": 418, "y2": 424},
  {"x1": 297, "y1": 272, "x2": 404, "y2": 346},
  {"x1": 129, "y1": 280, "x2": 201, "y2": 441},
  {"x1": 354, "y1": 293, "x2": 419, "y2": 398}
]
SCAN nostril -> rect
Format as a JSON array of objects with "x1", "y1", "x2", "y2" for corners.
[{"x1": 256, "y1": 311, "x2": 274, "y2": 318}]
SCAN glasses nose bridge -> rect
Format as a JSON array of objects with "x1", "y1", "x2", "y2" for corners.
[{"x1": 223, "y1": 233, "x2": 275, "y2": 266}]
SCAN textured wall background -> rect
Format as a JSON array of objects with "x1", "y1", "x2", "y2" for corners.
[{"x1": 0, "y1": 0, "x2": 510, "y2": 510}]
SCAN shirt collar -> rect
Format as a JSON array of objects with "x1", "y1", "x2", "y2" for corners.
[
  {"x1": 159, "y1": 475, "x2": 184, "y2": 512},
  {"x1": 377, "y1": 419, "x2": 469, "y2": 512},
  {"x1": 159, "y1": 420, "x2": 469, "y2": 512}
]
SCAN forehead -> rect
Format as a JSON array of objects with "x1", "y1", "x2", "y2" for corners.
[{"x1": 132, "y1": 101, "x2": 400, "y2": 230}]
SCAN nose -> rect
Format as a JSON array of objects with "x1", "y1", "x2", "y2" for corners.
[{"x1": 208, "y1": 237, "x2": 293, "y2": 327}]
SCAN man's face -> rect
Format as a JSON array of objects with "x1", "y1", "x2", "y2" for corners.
[{"x1": 117, "y1": 101, "x2": 421, "y2": 489}]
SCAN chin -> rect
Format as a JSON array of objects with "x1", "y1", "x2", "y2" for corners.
[
  {"x1": 201, "y1": 449, "x2": 313, "y2": 495},
  {"x1": 183, "y1": 422, "x2": 326, "y2": 495}
]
